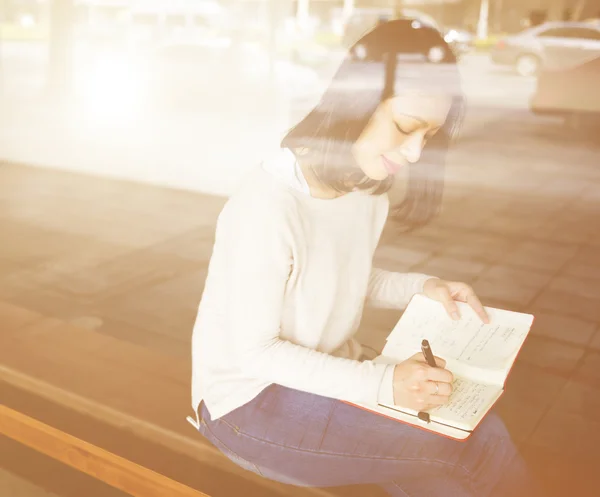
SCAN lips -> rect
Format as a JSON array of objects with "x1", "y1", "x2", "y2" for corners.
[{"x1": 382, "y1": 156, "x2": 403, "y2": 175}]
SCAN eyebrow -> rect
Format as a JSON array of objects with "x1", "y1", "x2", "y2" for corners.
[{"x1": 396, "y1": 114, "x2": 443, "y2": 130}]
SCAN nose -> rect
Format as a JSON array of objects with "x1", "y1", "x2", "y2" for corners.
[{"x1": 400, "y1": 134, "x2": 425, "y2": 164}]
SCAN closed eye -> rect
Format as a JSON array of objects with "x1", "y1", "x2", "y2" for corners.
[
  {"x1": 396, "y1": 122, "x2": 442, "y2": 138},
  {"x1": 395, "y1": 123, "x2": 411, "y2": 135}
]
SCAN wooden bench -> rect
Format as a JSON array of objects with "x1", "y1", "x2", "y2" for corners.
[
  {"x1": 0, "y1": 301, "x2": 384, "y2": 496},
  {"x1": 1, "y1": 404, "x2": 210, "y2": 497}
]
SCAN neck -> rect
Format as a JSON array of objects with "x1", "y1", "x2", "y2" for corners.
[{"x1": 298, "y1": 162, "x2": 346, "y2": 200}]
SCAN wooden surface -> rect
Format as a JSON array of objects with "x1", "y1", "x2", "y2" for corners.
[{"x1": 0, "y1": 405, "x2": 210, "y2": 497}]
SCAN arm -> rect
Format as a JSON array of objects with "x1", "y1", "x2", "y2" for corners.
[
  {"x1": 365, "y1": 269, "x2": 437, "y2": 404},
  {"x1": 366, "y1": 267, "x2": 436, "y2": 309},
  {"x1": 220, "y1": 197, "x2": 389, "y2": 406}
]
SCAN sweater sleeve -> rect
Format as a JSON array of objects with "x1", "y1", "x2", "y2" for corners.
[
  {"x1": 377, "y1": 364, "x2": 396, "y2": 406},
  {"x1": 219, "y1": 196, "x2": 389, "y2": 406},
  {"x1": 366, "y1": 268, "x2": 436, "y2": 309}
]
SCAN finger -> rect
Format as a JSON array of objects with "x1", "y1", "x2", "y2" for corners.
[
  {"x1": 425, "y1": 380, "x2": 453, "y2": 397},
  {"x1": 405, "y1": 367, "x2": 427, "y2": 390},
  {"x1": 466, "y1": 291, "x2": 490, "y2": 324},
  {"x1": 437, "y1": 286, "x2": 460, "y2": 320},
  {"x1": 424, "y1": 366, "x2": 454, "y2": 384}
]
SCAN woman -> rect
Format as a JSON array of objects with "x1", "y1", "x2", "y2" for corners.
[{"x1": 190, "y1": 21, "x2": 543, "y2": 497}]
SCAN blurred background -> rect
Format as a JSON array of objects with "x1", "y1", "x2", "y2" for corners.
[
  {"x1": 0, "y1": 0, "x2": 598, "y2": 194},
  {"x1": 1, "y1": 2, "x2": 600, "y2": 497}
]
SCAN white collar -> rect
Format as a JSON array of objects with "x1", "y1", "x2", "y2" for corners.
[{"x1": 261, "y1": 148, "x2": 311, "y2": 196}]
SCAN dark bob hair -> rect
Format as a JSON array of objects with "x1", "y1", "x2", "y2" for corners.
[{"x1": 280, "y1": 19, "x2": 465, "y2": 230}]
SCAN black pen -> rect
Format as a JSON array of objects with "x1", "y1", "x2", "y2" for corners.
[
  {"x1": 418, "y1": 339, "x2": 437, "y2": 423},
  {"x1": 421, "y1": 339, "x2": 437, "y2": 368}
]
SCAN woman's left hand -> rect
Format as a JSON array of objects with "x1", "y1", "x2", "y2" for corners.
[{"x1": 423, "y1": 278, "x2": 490, "y2": 324}]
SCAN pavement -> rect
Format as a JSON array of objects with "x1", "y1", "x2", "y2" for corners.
[{"x1": 1, "y1": 51, "x2": 600, "y2": 496}]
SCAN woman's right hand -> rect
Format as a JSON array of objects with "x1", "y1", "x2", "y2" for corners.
[{"x1": 392, "y1": 353, "x2": 454, "y2": 411}]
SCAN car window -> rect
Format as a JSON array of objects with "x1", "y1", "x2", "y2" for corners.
[
  {"x1": 576, "y1": 28, "x2": 600, "y2": 40},
  {"x1": 537, "y1": 28, "x2": 572, "y2": 38},
  {"x1": 538, "y1": 27, "x2": 600, "y2": 39},
  {"x1": 390, "y1": 24, "x2": 444, "y2": 53},
  {"x1": 563, "y1": 28, "x2": 600, "y2": 40}
]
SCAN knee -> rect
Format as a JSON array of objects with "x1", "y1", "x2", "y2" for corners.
[
  {"x1": 460, "y1": 414, "x2": 524, "y2": 494},
  {"x1": 463, "y1": 412, "x2": 520, "y2": 475}
]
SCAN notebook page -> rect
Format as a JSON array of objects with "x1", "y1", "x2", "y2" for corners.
[
  {"x1": 380, "y1": 376, "x2": 502, "y2": 431},
  {"x1": 384, "y1": 295, "x2": 533, "y2": 371},
  {"x1": 428, "y1": 377, "x2": 502, "y2": 428}
]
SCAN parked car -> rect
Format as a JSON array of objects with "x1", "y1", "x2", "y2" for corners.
[
  {"x1": 443, "y1": 27, "x2": 475, "y2": 57},
  {"x1": 341, "y1": 7, "x2": 440, "y2": 45},
  {"x1": 531, "y1": 55, "x2": 600, "y2": 132},
  {"x1": 491, "y1": 21, "x2": 600, "y2": 76},
  {"x1": 347, "y1": 18, "x2": 452, "y2": 64}
]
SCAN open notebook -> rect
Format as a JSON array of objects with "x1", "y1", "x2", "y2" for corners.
[{"x1": 351, "y1": 294, "x2": 534, "y2": 440}]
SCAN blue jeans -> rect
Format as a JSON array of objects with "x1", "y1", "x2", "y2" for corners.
[{"x1": 196, "y1": 385, "x2": 544, "y2": 497}]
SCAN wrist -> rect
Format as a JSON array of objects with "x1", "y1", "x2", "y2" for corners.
[{"x1": 422, "y1": 276, "x2": 439, "y2": 295}]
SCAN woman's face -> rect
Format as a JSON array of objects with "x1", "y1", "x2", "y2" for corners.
[{"x1": 352, "y1": 91, "x2": 453, "y2": 181}]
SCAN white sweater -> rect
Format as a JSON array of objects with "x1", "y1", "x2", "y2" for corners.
[{"x1": 191, "y1": 149, "x2": 434, "y2": 420}]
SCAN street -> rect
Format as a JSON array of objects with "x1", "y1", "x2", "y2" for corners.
[
  {"x1": 0, "y1": 41, "x2": 571, "y2": 198},
  {"x1": 0, "y1": 40, "x2": 537, "y2": 99}
]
